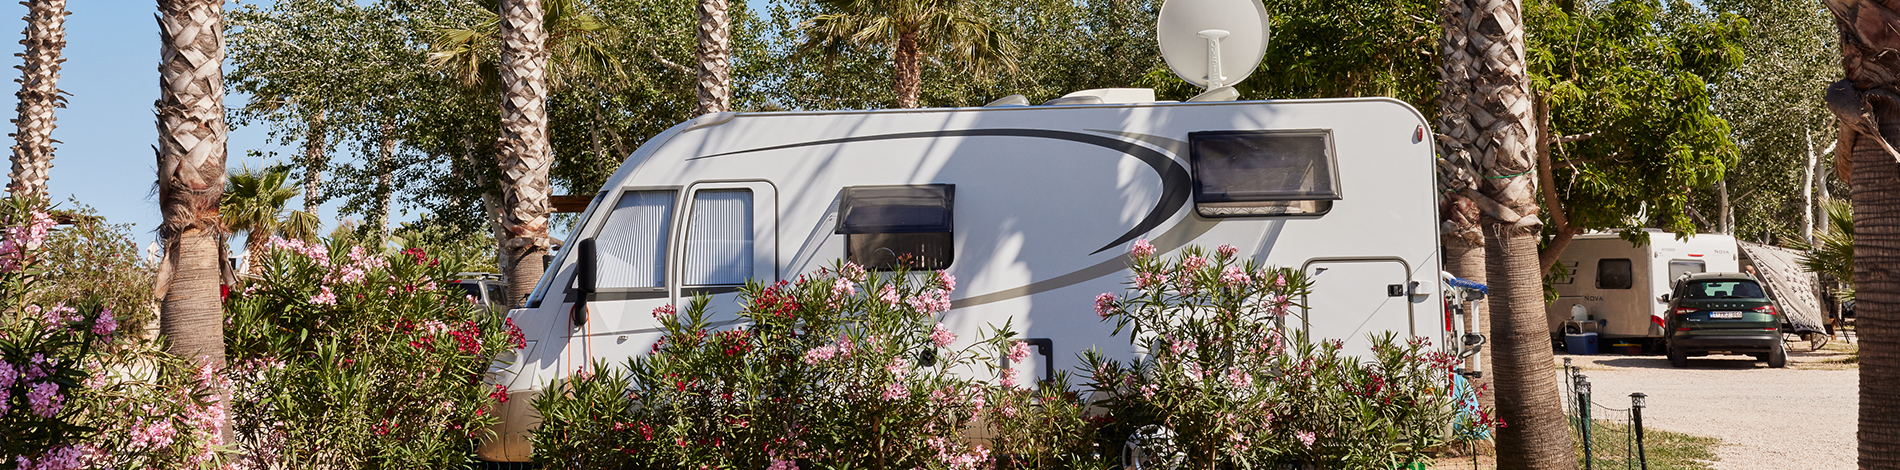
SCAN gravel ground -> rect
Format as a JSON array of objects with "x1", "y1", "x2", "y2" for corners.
[{"x1": 1556, "y1": 338, "x2": 1858, "y2": 470}]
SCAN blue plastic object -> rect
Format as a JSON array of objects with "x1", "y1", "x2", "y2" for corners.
[
  {"x1": 1565, "y1": 332, "x2": 1599, "y2": 355},
  {"x1": 1445, "y1": 276, "x2": 1488, "y2": 294}
]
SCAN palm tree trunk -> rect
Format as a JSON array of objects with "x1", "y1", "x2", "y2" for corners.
[
  {"x1": 893, "y1": 28, "x2": 922, "y2": 108},
  {"x1": 1435, "y1": 0, "x2": 1491, "y2": 414},
  {"x1": 498, "y1": 0, "x2": 553, "y2": 307},
  {"x1": 155, "y1": 0, "x2": 229, "y2": 440},
  {"x1": 1822, "y1": 1, "x2": 1900, "y2": 465},
  {"x1": 1464, "y1": 0, "x2": 1572, "y2": 466},
  {"x1": 694, "y1": 0, "x2": 730, "y2": 116},
  {"x1": 303, "y1": 107, "x2": 326, "y2": 215},
  {"x1": 8, "y1": 0, "x2": 66, "y2": 198}
]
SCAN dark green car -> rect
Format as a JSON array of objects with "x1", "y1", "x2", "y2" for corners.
[{"x1": 1664, "y1": 272, "x2": 1787, "y2": 368}]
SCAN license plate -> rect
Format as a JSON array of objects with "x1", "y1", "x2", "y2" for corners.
[{"x1": 1710, "y1": 311, "x2": 1744, "y2": 319}]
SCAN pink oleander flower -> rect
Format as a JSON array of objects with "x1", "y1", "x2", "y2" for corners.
[
  {"x1": 27, "y1": 381, "x2": 62, "y2": 417},
  {"x1": 1217, "y1": 244, "x2": 1238, "y2": 258},
  {"x1": 1094, "y1": 293, "x2": 1116, "y2": 318},
  {"x1": 129, "y1": 418, "x2": 178, "y2": 449},
  {"x1": 878, "y1": 285, "x2": 901, "y2": 306},
  {"x1": 836, "y1": 334, "x2": 857, "y2": 357},
  {"x1": 930, "y1": 323, "x2": 956, "y2": 347},
  {"x1": 1273, "y1": 274, "x2": 1287, "y2": 287},
  {"x1": 885, "y1": 357, "x2": 911, "y2": 380},
  {"x1": 92, "y1": 308, "x2": 117, "y2": 336},
  {"x1": 999, "y1": 372, "x2": 1018, "y2": 389},
  {"x1": 802, "y1": 345, "x2": 838, "y2": 364},
  {"x1": 1220, "y1": 266, "x2": 1250, "y2": 287},
  {"x1": 25, "y1": 353, "x2": 48, "y2": 380},
  {"x1": 1168, "y1": 338, "x2": 1196, "y2": 356},
  {"x1": 881, "y1": 383, "x2": 910, "y2": 401},
  {"x1": 1008, "y1": 341, "x2": 1031, "y2": 364},
  {"x1": 310, "y1": 286, "x2": 337, "y2": 306},
  {"x1": 832, "y1": 277, "x2": 857, "y2": 298},
  {"x1": 766, "y1": 459, "x2": 798, "y2": 470},
  {"x1": 1183, "y1": 255, "x2": 1209, "y2": 271},
  {"x1": 1297, "y1": 430, "x2": 1317, "y2": 448},
  {"x1": 19, "y1": 444, "x2": 88, "y2": 470},
  {"x1": 907, "y1": 290, "x2": 952, "y2": 315},
  {"x1": 1226, "y1": 367, "x2": 1253, "y2": 389},
  {"x1": 841, "y1": 262, "x2": 867, "y2": 282},
  {"x1": 1130, "y1": 239, "x2": 1156, "y2": 258},
  {"x1": 1266, "y1": 294, "x2": 1291, "y2": 316},
  {"x1": 652, "y1": 304, "x2": 677, "y2": 318},
  {"x1": 936, "y1": 271, "x2": 957, "y2": 292},
  {"x1": 1140, "y1": 384, "x2": 1158, "y2": 400},
  {"x1": 1134, "y1": 272, "x2": 1163, "y2": 289}
]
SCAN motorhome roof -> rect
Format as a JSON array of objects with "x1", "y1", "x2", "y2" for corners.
[{"x1": 713, "y1": 96, "x2": 1429, "y2": 122}]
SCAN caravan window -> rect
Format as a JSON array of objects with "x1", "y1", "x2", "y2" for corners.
[
  {"x1": 681, "y1": 189, "x2": 754, "y2": 286},
  {"x1": 1597, "y1": 259, "x2": 1633, "y2": 289},
  {"x1": 1188, "y1": 130, "x2": 1340, "y2": 217},
  {"x1": 837, "y1": 184, "x2": 953, "y2": 270},
  {"x1": 596, "y1": 190, "x2": 677, "y2": 289},
  {"x1": 1667, "y1": 260, "x2": 1705, "y2": 284}
]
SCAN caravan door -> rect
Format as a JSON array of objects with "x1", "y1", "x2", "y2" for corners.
[{"x1": 1300, "y1": 258, "x2": 1416, "y2": 354}]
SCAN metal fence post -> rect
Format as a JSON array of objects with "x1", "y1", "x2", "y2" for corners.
[
  {"x1": 1577, "y1": 375, "x2": 1593, "y2": 470},
  {"x1": 1631, "y1": 392, "x2": 1648, "y2": 470}
]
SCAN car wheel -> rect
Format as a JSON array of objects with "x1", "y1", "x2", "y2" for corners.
[
  {"x1": 1669, "y1": 345, "x2": 1688, "y2": 368},
  {"x1": 1768, "y1": 339, "x2": 1788, "y2": 369}
]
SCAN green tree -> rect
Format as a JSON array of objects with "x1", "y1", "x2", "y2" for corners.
[
  {"x1": 1527, "y1": 0, "x2": 1745, "y2": 268},
  {"x1": 222, "y1": 165, "x2": 320, "y2": 274},
  {"x1": 797, "y1": 0, "x2": 1017, "y2": 108},
  {"x1": 1703, "y1": 0, "x2": 1839, "y2": 244}
]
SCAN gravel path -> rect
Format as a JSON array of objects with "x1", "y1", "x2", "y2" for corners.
[{"x1": 1557, "y1": 340, "x2": 1857, "y2": 470}]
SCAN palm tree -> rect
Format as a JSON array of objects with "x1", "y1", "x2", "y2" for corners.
[
  {"x1": 799, "y1": 0, "x2": 1017, "y2": 108},
  {"x1": 222, "y1": 166, "x2": 319, "y2": 274},
  {"x1": 1796, "y1": 200, "x2": 1854, "y2": 300},
  {"x1": 696, "y1": 0, "x2": 731, "y2": 115},
  {"x1": 428, "y1": 0, "x2": 621, "y2": 95},
  {"x1": 7, "y1": 0, "x2": 68, "y2": 198},
  {"x1": 1440, "y1": 0, "x2": 1572, "y2": 467},
  {"x1": 1820, "y1": 2, "x2": 1900, "y2": 465},
  {"x1": 155, "y1": 0, "x2": 231, "y2": 439},
  {"x1": 1433, "y1": 0, "x2": 1492, "y2": 417},
  {"x1": 493, "y1": 0, "x2": 554, "y2": 307}
]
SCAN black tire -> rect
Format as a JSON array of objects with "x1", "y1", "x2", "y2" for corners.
[
  {"x1": 1768, "y1": 339, "x2": 1788, "y2": 368},
  {"x1": 1669, "y1": 345, "x2": 1688, "y2": 368}
]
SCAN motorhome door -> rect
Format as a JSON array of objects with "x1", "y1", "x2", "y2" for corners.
[{"x1": 1300, "y1": 258, "x2": 1415, "y2": 354}]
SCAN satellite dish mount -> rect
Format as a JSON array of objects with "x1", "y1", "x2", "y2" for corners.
[{"x1": 1198, "y1": 29, "x2": 1230, "y2": 89}]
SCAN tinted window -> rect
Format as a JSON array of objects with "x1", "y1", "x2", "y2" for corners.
[
  {"x1": 1683, "y1": 280, "x2": 1767, "y2": 300},
  {"x1": 837, "y1": 184, "x2": 954, "y2": 270},
  {"x1": 1597, "y1": 259, "x2": 1633, "y2": 289},
  {"x1": 457, "y1": 282, "x2": 483, "y2": 301},
  {"x1": 486, "y1": 284, "x2": 506, "y2": 306},
  {"x1": 1189, "y1": 130, "x2": 1339, "y2": 217}
]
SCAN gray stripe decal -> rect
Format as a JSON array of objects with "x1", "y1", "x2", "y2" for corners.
[{"x1": 691, "y1": 129, "x2": 1192, "y2": 255}]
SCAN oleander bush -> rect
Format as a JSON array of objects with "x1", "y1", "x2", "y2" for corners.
[
  {"x1": 531, "y1": 243, "x2": 1493, "y2": 470},
  {"x1": 223, "y1": 236, "x2": 524, "y2": 468},
  {"x1": 532, "y1": 262, "x2": 1009, "y2": 470},
  {"x1": 1, "y1": 197, "x2": 224, "y2": 470}
]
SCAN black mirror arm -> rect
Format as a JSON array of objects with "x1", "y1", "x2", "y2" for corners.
[{"x1": 572, "y1": 238, "x2": 598, "y2": 327}]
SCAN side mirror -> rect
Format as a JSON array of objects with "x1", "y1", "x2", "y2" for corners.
[
  {"x1": 1659, "y1": 293, "x2": 1670, "y2": 302},
  {"x1": 572, "y1": 238, "x2": 597, "y2": 327}
]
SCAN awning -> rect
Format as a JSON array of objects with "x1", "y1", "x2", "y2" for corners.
[{"x1": 1738, "y1": 241, "x2": 1827, "y2": 335}]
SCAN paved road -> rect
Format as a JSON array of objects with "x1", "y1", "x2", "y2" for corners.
[{"x1": 1558, "y1": 344, "x2": 1856, "y2": 470}]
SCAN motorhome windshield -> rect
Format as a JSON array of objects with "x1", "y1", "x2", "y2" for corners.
[{"x1": 1682, "y1": 280, "x2": 1767, "y2": 300}]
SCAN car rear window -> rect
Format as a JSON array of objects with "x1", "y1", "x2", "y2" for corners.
[{"x1": 1682, "y1": 280, "x2": 1767, "y2": 300}]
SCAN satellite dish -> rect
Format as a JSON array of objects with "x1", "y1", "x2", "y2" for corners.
[{"x1": 1157, "y1": 0, "x2": 1270, "y2": 91}]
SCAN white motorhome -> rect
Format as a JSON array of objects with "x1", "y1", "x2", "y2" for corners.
[
  {"x1": 1546, "y1": 231, "x2": 1741, "y2": 341},
  {"x1": 476, "y1": 95, "x2": 1465, "y2": 460}
]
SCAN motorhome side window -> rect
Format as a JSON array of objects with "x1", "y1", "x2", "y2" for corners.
[
  {"x1": 836, "y1": 184, "x2": 954, "y2": 270},
  {"x1": 594, "y1": 191, "x2": 676, "y2": 292},
  {"x1": 682, "y1": 189, "x2": 754, "y2": 286},
  {"x1": 1597, "y1": 259, "x2": 1634, "y2": 289},
  {"x1": 1188, "y1": 130, "x2": 1341, "y2": 217}
]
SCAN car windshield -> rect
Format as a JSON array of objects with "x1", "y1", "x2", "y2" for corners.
[{"x1": 1682, "y1": 280, "x2": 1767, "y2": 300}]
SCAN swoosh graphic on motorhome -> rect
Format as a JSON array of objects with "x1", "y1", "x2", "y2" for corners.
[{"x1": 694, "y1": 129, "x2": 1192, "y2": 255}]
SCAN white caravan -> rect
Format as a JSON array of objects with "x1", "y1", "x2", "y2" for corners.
[
  {"x1": 477, "y1": 96, "x2": 1459, "y2": 460},
  {"x1": 1546, "y1": 231, "x2": 1740, "y2": 341}
]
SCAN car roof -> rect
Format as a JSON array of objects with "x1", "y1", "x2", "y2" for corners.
[{"x1": 1681, "y1": 272, "x2": 1755, "y2": 282}]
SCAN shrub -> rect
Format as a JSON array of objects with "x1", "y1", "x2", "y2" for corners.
[
  {"x1": 223, "y1": 236, "x2": 523, "y2": 468},
  {"x1": 0, "y1": 197, "x2": 222, "y2": 469},
  {"x1": 36, "y1": 201, "x2": 157, "y2": 334},
  {"x1": 533, "y1": 262, "x2": 1005, "y2": 470},
  {"x1": 1085, "y1": 241, "x2": 1493, "y2": 469}
]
